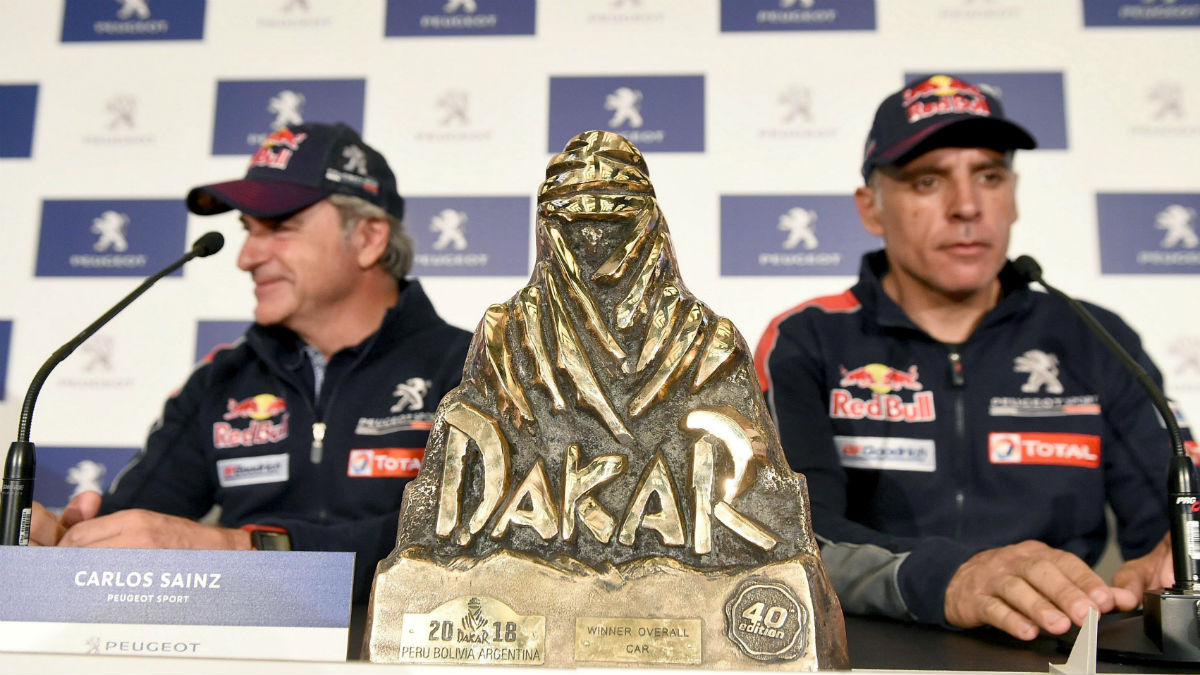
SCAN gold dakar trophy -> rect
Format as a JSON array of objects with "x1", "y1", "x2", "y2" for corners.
[{"x1": 364, "y1": 131, "x2": 848, "y2": 670}]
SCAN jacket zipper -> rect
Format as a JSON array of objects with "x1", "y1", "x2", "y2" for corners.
[
  {"x1": 310, "y1": 422, "x2": 326, "y2": 464},
  {"x1": 947, "y1": 346, "x2": 967, "y2": 540}
]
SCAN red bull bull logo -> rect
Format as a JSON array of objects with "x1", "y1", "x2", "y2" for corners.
[
  {"x1": 223, "y1": 394, "x2": 287, "y2": 421},
  {"x1": 249, "y1": 128, "x2": 308, "y2": 170},
  {"x1": 214, "y1": 394, "x2": 289, "y2": 450},
  {"x1": 832, "y1": 363, "x2": 934, "y2": 423},
  {"x1": 839, "y1": 363, "x2": 923, "y2": 394},
  {"x1": 900, "y1": 75, "x2": 991, "y2": 124}
]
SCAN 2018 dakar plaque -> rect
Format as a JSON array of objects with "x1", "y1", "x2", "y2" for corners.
[{"x1": 365, "y1": 130, "x2": 849, "y2": 669}]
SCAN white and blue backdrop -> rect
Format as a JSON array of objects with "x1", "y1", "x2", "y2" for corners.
[{"x1": 1, "y1": 0, "x2": 1198, "y2": 511}]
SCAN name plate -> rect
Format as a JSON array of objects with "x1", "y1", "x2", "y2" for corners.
[
  {"x1": 397, "y1": 596, "x2": 544, "y2": 665},
  {"x1": 0, "y1": 547, "x2": 353, "y2": 661},
  {"x1": 575, "y1": 617, "x2": 702, "y2": 664}
]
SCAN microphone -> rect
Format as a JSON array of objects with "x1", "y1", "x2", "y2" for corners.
[
  {"x1": 0, "y1": 231, "x2": 225, "y2": 546},
  {"x1": 1014, "y1": 255, "x2": 1200, "y2": 661}
]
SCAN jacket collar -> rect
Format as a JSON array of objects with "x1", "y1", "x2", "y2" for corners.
[
  {"x1": 852, "y1": 249, "x2": 1035, "y2": 341},
  {"x1": 245, "y1": 278, "x2": 446, "y2": 371}
]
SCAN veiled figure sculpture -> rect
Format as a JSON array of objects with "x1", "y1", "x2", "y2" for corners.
[{"x1": 366, "y1": 131, "x2": 847, "y2": 670}]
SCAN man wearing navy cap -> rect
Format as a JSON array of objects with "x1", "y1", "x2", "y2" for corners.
[
  {"x1": 756, "y1": 76, "x2": 1185, "y2": 639},
  {"x1": 32, "y1": 123, "x2": 472, "y2": 602}
]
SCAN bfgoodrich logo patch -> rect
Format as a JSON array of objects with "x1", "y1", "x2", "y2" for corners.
[
  {"x1": 719, "y1": 195, "x2": 879, "y2": 276},
  {"x1": 905, "y1": 71, "x2": 1067, "y2": 149},
  {"x1": 720, "y1": 0, "x2": 877, "y2": 32},
  {"x1": 548, "y1": 76, "x2": 705, "y2": 152},
  {"x1": 1083, "y1": 0, "x2": 1200, "y2": 26},
  {"x1": 211, "y1": 80, "x2": 365, "y2": 155},
  {"x1": 217, "y1": 454, "x2": 289, "y2": 487},
  {"x1": 385, "y1": 0, "x2": 536, "y2": 36},
  {"x1": 61, "y1": 0, "x2": 206, "y2": 42},
  {"x1": 407, "y1": 196, "x2": 531, "y2": 276},
  {"x1": 834, "y1": 436, "x2": 935, "y2": 472},
  {"x1": 1097, "y1": 193, "x2": 1200, "y2": 274},
  {"x1": 0, "y1": 85, "x2": 37, "y2": 158},
  {"x1": 35, "y1": 200, "x2": 188, "y2": 277}
]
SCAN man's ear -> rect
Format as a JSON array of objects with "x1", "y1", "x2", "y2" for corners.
[
  {"x1": 352, "y1": 217, "x2": 390, "y2": 269},
  {"x1": 854, "y1": 185, "x2": 885, "y2": 238}
]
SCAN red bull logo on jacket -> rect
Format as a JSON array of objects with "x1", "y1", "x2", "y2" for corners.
[
  {"x1": 901, "y1": 75, "x2": 992, "y2": 124},
  {"x1": 214, "y1": 394, "x2": 289, "y2": 450},
  {"x1": 223, "y1": 394, "x2": 288, "y2": 420},
  {"x1": 831, "y1": 363, "x2": 935, "y2": 423}
]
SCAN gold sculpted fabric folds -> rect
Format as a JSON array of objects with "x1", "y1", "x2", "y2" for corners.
[{"x1": 365, "y1": 131, "x2": 848, "y2": 670}]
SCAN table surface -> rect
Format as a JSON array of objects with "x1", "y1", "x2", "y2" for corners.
[
  {"x1": 4, "y1": 608, "x2": 1199, "y2": 673},
  {"x1": 842, "y1": 612, "x2": 1200, "y2": 673}
]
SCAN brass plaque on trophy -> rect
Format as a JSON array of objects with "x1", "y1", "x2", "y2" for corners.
[
  {"x1": 365, "y1": 130, "x2": 849, "y2": 669},
  {"x1": 396, "y1": 596, "x2": 544, "y2": 665},
  {"x1": 575, "y1": 617, "x2": 702, "y2": 665}
]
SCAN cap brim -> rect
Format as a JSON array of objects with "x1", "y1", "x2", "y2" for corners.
[
  {"x1": 883, "y1": 117, "x2": 1037, "y2": 169},
  {"x1": 186, "y1": 179, "x2": 330, "y2": 219}
]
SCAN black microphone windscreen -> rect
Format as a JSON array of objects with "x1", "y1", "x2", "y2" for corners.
[
  {"x1": 1013, "y1": 255, "x2": 1043, "y2": 284},
  {"x1": 191, "y1": 231, "x2": 225, "y2": 258}
]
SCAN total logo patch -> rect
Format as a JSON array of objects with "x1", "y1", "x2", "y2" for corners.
[
  {"x1": 347, "y1": 448, "x2": 424, "y2": 478},
  {"x1": 988, "y1": 432, "x2": 1101, "y2": 469},
  {"x1": 829, "y1": 363, "x2": 935, "y2": 423},
  {"x1": 217, "y1": 453, "x2": 289, "y2": 487},
  {"x1": 834, "y1": 436, "x2": 936, "y2": 472}
]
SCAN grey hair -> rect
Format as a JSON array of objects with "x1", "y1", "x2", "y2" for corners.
[{"x1": 327, "y1": 193, "x2": 413, "y2": 281}]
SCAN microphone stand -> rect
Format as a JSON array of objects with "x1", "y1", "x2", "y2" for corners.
[
  {"x1": 1015, "y1": 255, "x2": 1200, "y2": 663},
  {"x1": 0, "y1": 232, "x2": 224, "y2": 545}
]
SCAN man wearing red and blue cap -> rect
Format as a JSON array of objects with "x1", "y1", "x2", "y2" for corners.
[
  {"x1": 756, "y1": 76, "x2": 1186, "y2": 639},
  {"x1": 32, "y1": 123, "x2": 472, "y2": 603}
]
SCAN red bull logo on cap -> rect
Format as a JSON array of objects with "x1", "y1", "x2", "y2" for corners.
[
  {"x1": 900, "y1": 75, "x2": 991, "y2": 124},
  {"x1": 249, "y1": 128, "x2": 308, "y2": 171},
  {"x1": 831, "y1": 362, "x2": 935, "y2": 423}
]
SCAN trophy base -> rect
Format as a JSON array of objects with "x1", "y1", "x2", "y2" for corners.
[{"x1": 364, "y1": 547, "x2": 848, "y2": 670}]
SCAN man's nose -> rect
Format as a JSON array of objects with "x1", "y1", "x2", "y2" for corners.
[
  {"x1": 949, "y1": 175, "x2": 982, "y2": 222},
  {"x1": 237, "y1": 233, "x2": 266, "y2": 272}
]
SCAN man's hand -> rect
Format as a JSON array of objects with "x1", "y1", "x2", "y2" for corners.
[
  {"x1": 57, "y1": 509, "x2": 251, "y2": 550},
  {"x1": 29, "y1": 490, "x2": 103, "y2": 545},
  {"x1": 945, "y1": 540, "x2": 1126, "y2": 640},
  {"x1": 1112, "y1": 534, "x2": 1174, "y2": 601}
]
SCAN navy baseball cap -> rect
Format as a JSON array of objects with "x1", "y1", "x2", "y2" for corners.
[
  {"x1": 861, "y1": 75, "x2": 1037, "y2": 182},
  {"x1": 187, "y1": 122, "x2": 404, "y2": 220}
]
